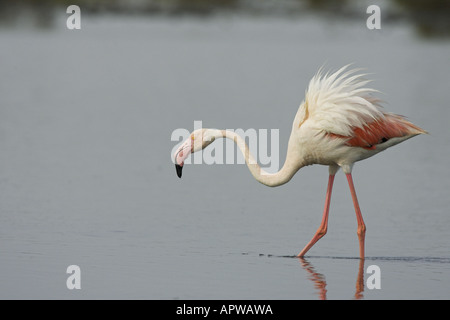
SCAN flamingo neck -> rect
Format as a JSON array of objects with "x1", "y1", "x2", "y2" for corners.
[{"x1": 214, "y1": 129, "x2": 304, "y2": 187}]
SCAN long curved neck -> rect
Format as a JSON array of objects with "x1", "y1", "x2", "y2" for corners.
[{"x1": 210, "y1": 129, "x2": 304, "y2": 187}]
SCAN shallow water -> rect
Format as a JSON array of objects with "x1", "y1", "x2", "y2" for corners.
[{"x1": 1, "y1": 13, "x2": 450, "y2": 299}]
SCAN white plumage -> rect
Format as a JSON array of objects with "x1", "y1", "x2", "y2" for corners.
[{"x1": 301, "y1": 65, "x2": 383, "y2": 136}]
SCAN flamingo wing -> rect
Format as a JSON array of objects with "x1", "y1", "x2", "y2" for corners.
[
  {"x1": 335, "y1": 114, "x2": 426, "y2": 150},
  {"x1": 300, "y1": 66, "x2": 426, "y2": 150}
]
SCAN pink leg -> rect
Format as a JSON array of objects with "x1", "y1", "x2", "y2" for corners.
[
  {"x1": 346, "y1": 173, "x2": 366, "y2": 259},
  {"x1": 298, "y1": 174, "x2": 335, "y2": 257}
]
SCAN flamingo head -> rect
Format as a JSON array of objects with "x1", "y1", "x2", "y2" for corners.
[{"x1": 173, "y1": 129, "x2": 218, "y2": 178}]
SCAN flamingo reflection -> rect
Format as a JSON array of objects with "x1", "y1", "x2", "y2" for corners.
[{"x1": 298, "y1": 257, "x2": 365, "y2": 299}]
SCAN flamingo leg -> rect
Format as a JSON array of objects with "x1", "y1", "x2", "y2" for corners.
[
  {"x1": 298, "y1": 174, "x2": 335, "y2": 257},
  {"x1": 345, "y1": 173, "x2": 366, "y2": 259}
]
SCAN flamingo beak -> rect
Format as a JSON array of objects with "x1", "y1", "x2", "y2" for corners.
[
  {"x1": 174, "y1": 138, "x2": 192, "y2": 179},
  {"x1": 175, "y1": 164, "x2": 183, "y2": 178}
]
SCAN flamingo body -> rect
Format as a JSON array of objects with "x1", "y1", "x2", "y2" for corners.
[
  {"x1": 173, "y1": 65, "x2": 426, "y2": 258},
  {"x1": 289, "y1": 66, "x2": 426, "y2": 171}
]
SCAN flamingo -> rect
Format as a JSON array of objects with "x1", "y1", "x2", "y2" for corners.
[{"x1": 173, "y1": 65, "x2": 426, "y2": 259}]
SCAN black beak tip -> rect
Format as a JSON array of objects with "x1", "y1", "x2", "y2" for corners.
[{"x1": 175, "y1": 164, "x2": 183, "y2": 178}]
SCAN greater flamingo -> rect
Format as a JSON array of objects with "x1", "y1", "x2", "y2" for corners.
[{"x1": 173, "y1": 65, "x2": 426, "y2": 259}]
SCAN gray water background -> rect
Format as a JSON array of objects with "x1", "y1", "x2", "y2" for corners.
[{"x1": 1, "y1": 2, "x2": 450, "y2": 299}]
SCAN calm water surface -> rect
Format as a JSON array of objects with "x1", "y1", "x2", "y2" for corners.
[{"x1": 0, "y1": 14, "x2": 449, "y2": 299}]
